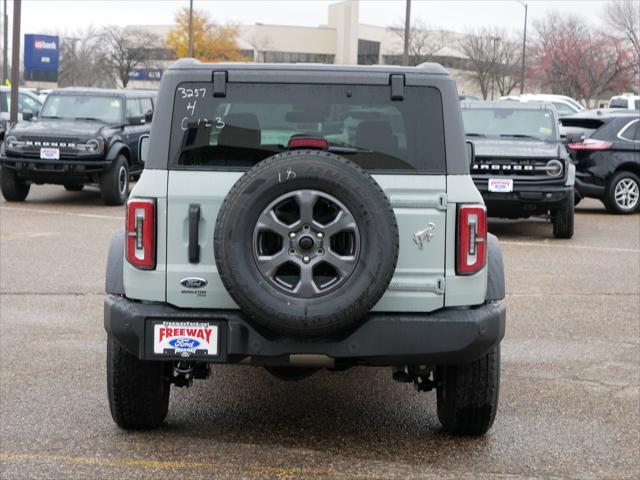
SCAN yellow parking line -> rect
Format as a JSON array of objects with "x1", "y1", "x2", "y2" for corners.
[
  {"x1": 0, "y1": 205, "x2": 122, "y2": 220},
  {"x1": 500, "y1": 240, "x2": 639, "y2": 253},
  {"x1": 0, "y1": 452, "x2": 363, "y2": 479}
]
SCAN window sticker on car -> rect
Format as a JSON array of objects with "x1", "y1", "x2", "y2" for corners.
[
  {"x1": 110, "y1": 100, "x2": 120, "y2": 108},
  {"x1": 153, "y1": 321, "x2": 218, "y2": 357},
  {"x1": 539, "y1": 127, "x2": 552, "y2": 135}
]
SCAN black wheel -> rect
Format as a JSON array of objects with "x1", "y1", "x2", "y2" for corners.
[
  {"x1": 604, "y1": 171, "x2": 640, "y2": 214},
  {"x1": 436, "y1": 344, "x2": 500, "y2": 436},
  {"x1": 552, "y1": 191, "x2": 574, "y2": 239},
  {"x1": 0, "y1": 166, "x2": 30, "y2": 202},
  {"x1": 64, "y1": 183, "x2": 84, "y2": 192},
  {"x1": 107, "y1": 336, "x2": 170, "y2": 430},
  {"x1": 100, "y1": 155, "x2": 129, "y2": 205},
  {"x1": 214, "y1": 150, "x2": 399, "y2": 337}
]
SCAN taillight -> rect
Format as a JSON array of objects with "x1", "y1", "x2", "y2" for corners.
[
  {"x1": 567, "y1": 139, "x2": 611, "y2": 150},
  {"x1": 126, "y1": 198, "x2": 156, "y2": 270},
  {"x1": 457, "y1": 204, "x2": 487, "y2": 275}
]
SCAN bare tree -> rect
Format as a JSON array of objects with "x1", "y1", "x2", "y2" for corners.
[
  {"x1": 98, "y1": 26, "x2": 159, "y2": 88},
  {"x1": 248, "y1": 35, "x2": 274, "y2": 62},
  {"x1": 59, "y1": 29, "x2": 111, "y2": 87},
  {"x1": 603, "y1": 0, "x2": 640, "y2": 89},
  {"x1": 493, "y1": 36, "x2": 522, "y2": 96},
  {"x1": 388, "y1": 19, "x2": 449, "y2": 65}
]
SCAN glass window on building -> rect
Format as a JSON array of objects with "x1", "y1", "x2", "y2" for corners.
[
  {"x1": 263, "y1": 51, "x2": 335, "y2": 64},
  {"x1": 357, "y1": 39, "x2": 380, "y2": 65}
]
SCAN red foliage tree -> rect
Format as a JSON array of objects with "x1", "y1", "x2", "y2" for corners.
[{"x1": 528, "y1": 14, "x2": 635, "y2": 106}]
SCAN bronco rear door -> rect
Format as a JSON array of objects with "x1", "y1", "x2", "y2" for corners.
[{"x1": 164, "y1": 72, "x2": 446, "y2": 312}]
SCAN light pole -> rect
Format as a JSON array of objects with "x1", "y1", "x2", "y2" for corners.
[
  {"x1": 402, "y1": 0, "x2": 411, "y2": 66},
  {"x1": 9, "y1": 0, "x2": 20, "y2": 125},
  {"x1": 188, "y1": 0, "x2": 193, "y2": 58},
  {"x1": 2, "y1": 0, "x2": 7, "y2": 85},
  {"x1": 518, "y1": 1, "x2": 528, "y2": 94}
]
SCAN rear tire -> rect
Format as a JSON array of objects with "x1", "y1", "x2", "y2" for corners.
[
  {"x1": 552, "y1": 192, "x2": 574, "y2": 239},
  {"x1": 604, "y1": 171, "x2": 640, "y2": 214},
  {"x1": 0, "y1": 167, "x2": 30, "y2": 202},
  {"x1": 64, "y1": 183, "x2": 84, "y2": 192},
  {"x1": 436, "y1": 344, "x2": 500, "y2": 436},
  {"x1": 107, "y1": 336, "x2": 170, "y2": 430},
  {"x1": 100, "y1": 155, "x2": 129, "y2": 205}
]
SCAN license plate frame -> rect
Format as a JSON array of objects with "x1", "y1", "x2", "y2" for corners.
[
  {"x1": 149, "y1": 320, "x2": 223, "y2": 360},
  {"x1": 488, "y1": 178, "x2": 514, "y2": 193},
  {"x1": 40, "y1": 147, "x2": 60, "y2": 160}
]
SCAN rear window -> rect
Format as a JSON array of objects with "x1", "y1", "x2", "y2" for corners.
[
  {"x1": 559, "y1": 117, "x2": 606, "y2": 139},
  {"x1": 609, "y1": 98, "x2": 628, "y2": 109},
  {"x1": 169, "y1": 82, "x2": 445, "y2": 173}
]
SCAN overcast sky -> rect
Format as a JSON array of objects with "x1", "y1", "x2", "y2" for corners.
[{"x1": 4, "y1": 0, "x2": 614, "y2": 38}]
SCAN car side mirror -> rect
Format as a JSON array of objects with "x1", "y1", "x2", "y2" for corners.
[
  {"x1": 466, "y1": 140, "x2": 475, "y2": 168},
  {"x1": 138, "y1": 134, "x2": 150, "y2": 163},
  {"x1": 144, "y1": 110, "x2": 153, "y2": 123},
  {"x1": 563, "y1": 132, "x2": 583, "y2": 144},
  {"x1": 127, "y1": 115, "x2": 145, "y2": 125},
  {"x1": 22, "y1": 110, "x2": 33, "y2": 122}
]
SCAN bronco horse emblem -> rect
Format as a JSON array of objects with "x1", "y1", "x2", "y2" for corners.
[{"x1": 413, "y1": 223, "x2": 436, "y2": 249}]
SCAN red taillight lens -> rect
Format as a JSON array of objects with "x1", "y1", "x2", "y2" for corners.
[
  {"x1": 288, "y1": 136, "x2": 329, "y2": 149},
  {"x1": 126, "y1": 198, "x2": 156, "y2": 270},
  {"x1": 457, "y1": 204, "x2": 487, "y2": 275},
  {"x1": 567, "y1": 139, "x2": 611, "y2": 150}
]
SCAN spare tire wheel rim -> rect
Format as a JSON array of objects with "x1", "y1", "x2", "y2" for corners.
[{"x1": 252, "y1": 189, "x2": 360, "y2": 298}]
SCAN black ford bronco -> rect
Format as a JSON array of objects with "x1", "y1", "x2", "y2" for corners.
[
  {"x1": 0, "y1": 88, "x2": 155, "y2": 205},
  {"x1": 104, "y1": 60, "x2": 506, "y2": 435},
  {"x1": 461, "y1": 101, "x2": 577, "y2": 238}
]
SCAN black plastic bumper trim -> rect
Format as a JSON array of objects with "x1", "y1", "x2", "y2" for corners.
[{"x1": 104, "y1": 296, "x2": 506, "y2": 366}]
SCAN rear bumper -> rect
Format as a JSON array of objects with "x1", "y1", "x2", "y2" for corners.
[
  {"x1": 104, "y1": 296, "x2": 506, "y2": 367},
  {"x1": 474, "y1": 179, "x2": 572, "y2": 217}
]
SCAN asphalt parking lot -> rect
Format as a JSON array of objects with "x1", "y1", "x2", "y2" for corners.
[{"x1": 1, "y1": 184, "x2": 638, "y2": 480}]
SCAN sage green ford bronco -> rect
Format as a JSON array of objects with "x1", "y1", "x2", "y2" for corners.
[{"x1": 104, "y1": 59, "x2": 506, "y2": 435}]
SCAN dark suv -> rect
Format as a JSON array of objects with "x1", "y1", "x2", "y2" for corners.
[
  {"x1": 0, "y1": 88, "x2": 155, "y2": 205},
  {"x1": 561, "y1": 109, "x2": 640, "y2": 214},
  {"x1": 461, "y1": 101, "x2": 576, "y2": 238}
]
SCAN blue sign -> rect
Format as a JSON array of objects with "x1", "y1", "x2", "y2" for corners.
[
  {"x1": 129, "y1": 68, "x2": 163, "y2": 81},
  {"x1": 24, "y1": 34, "x2": 59, "y2": 72}
]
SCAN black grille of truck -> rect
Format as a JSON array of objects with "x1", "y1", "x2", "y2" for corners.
[{"x1": 472, "y1": 157, "x2": 560, "y2": 181}]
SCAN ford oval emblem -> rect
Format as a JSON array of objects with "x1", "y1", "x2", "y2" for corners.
[
  {"x1": 169, "y1": 338, "x2": 200, "y2": 349},
  {"x1": 180, "y1": 277, "x2": 208, "y2": 289}
]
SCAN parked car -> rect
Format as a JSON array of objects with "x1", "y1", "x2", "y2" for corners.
[
  {"x1": 608, "y1": 94, "x2": 640, "y2": 110},
  {"x1": 500, "y1": 94, "x2": 584, "y2": 117},
  {"x1": 0, "y1": 86, "x2": 44, "y2": 140},
  {"x1": 0, "y1": 87, "x2": 155, "y2": 205},
  {"x1": 561, "y1": 109, "x2": 640, "y2": 213},
  {"x1": 461, "y1": 101, "x2": 576, "y2": 238},
  {"x1": 103, "y1": 59, "x2": 506, "y2": 435},
  {"x1": 459, "y1": 93, "x2": 480, "y2": 102}
]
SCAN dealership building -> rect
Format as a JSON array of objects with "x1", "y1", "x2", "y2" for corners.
[{"x1": 128, "y1": 0, "x2": 480, "y2": 95}]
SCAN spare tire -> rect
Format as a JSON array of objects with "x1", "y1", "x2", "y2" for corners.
[{"x1": 214, "y1": 150, "x2": 399, "y2": 337}]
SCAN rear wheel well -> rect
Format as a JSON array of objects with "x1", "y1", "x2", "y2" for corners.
[{"x1": 614, "y1": 163, "x2": 640, "y2": 179}]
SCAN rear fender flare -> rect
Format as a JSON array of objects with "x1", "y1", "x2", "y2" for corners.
[
  {"x1": 105, "y1": 228, "x2": 125, "y2": 295},
  {"x1": 485, "y1": 233, "x2": 505, "y2": 302}
]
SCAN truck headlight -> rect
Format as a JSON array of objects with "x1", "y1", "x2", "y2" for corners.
[
  {"x1": 5, "y1": 135, "x2": 22, "y2": 150},
  {"x1": 546, "y1": 159, "x2": 563, "y2": 177},
  {"x1": 78, "y1": 138, "x2": 104, "y2": 153}
]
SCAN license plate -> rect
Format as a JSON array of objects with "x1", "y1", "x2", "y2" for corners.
[
  {"x1": 40, "y1": 147, "x2": 60, "y2": 160},
  {"x1": 153, "y1": 321, "x2": 219, "y2": 357},
  {"x1": 488, "y1": 178, "x2": 513, "y2": 193}
]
